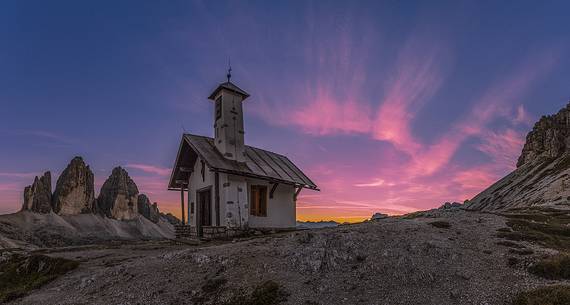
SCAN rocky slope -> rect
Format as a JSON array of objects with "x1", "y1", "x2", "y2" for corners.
[
  {"x1": 7, "y1": 210, "x2": 568, "y2": 305},
  {"x1": 0, "y1": 211, "x2": 175, "y2": 248},
  {"x1": 467, "y1": 103, "x2": 570, "y2": 211}
]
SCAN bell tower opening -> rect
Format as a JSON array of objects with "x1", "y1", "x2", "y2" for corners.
[{"x1": 208, "y1": 68, "x2": 250, "y2": 162}]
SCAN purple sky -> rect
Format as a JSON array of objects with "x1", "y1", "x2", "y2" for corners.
[{"x1": 1, "y1": 1, "x2": 569, "y2": 221}]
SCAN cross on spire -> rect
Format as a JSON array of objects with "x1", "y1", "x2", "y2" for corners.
[{"x1": 227, "y1": 58, "x2": 232, "y2": 83}]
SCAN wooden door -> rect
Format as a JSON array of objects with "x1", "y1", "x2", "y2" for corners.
[{"x1": 199, "y1": 189, "x2": 212, "y2": 227}]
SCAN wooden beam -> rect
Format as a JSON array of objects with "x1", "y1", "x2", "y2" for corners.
[
  {"x1": 294, "y1": 187, "x2": 302, "y2": 201},
  {"x1": 215, "y1": 172, "x2": 220, "y2": 226},
  {"x1": 269, "y1": 183, "x2": 278, "y2": 199},
  {"x1": 179, "y1": 167, "x2": 193, "y2": 173},
  {"x1": 180, "y1": 188, "x2": 186, "y2": 225}
]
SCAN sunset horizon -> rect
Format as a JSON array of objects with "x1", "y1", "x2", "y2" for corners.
[{"x1": 1, "y1": 1, "x2": 569, "y2": 223}]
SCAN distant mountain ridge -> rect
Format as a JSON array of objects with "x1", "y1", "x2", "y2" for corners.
[
  {"x1": 1, "y1": 157, "x2": 180, "y2": 249},
  {"x1": 466, "y1": 102, "x2": 570, "y2": 211}
]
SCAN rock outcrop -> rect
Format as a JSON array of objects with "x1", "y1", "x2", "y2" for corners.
[
  {"x1": 517, "y1": 103, "x2": 570, "y2": 167},
  {"x1": 137, "y1": 194, "x2": 160, "y2": 223},
  {"x1": 467, "y1": 102, "x2": 570, "y2": 211},
  {"x1": 22, "y1": 172, "x2": 52, "y2": 213},
  {"x1": 370, "y1": 212, "x2": 389, "y2": 220},
  {"x1": 97, "y1": 167, "x2": 139, "y2": 220},
  {"x1": 160, "y1": 213, "x2": 181, "y2": 225},
  {"x1": 52, "y1": 157, "x2": 95, "y2": 215}
]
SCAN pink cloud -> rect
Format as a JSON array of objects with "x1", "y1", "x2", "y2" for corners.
[
  {"x1": 125, "y1": 164, "x2": 172, "y2": 176},
  {"x1": 0, "y1": 172, "x2": 38, "y2": 179},
  {"x1": 476, "y1": 128, "x2": 526, "y2": 170}
]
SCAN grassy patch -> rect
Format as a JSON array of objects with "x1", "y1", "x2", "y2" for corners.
[
  {"x1": 497, "y1": 241, "x2": 526, "y2": 248},
  {"x1": 511, "y1": 285, "x2": 570, "y2": 305},
  {"x1": 528, "y1": 254, "x2": 570, "y2": 280},
  {"x1": 225, "y1": 280, "x2": 288, "y2": 305},
  {"x1": 509, "y1": 248, "x2": 534, "y2": 255},
  {"x1": 202, "y1": 277, "x2": 228, "y2": 294},
  {"x1": 0, "y1": 254, "x2": 79, "y2": 303},
  {"x1": 497, "y1": 209, "x2": 570, "y2": 251},
  {"x1": 429, "y1": 221, "x2": 451, "y2": 229}
]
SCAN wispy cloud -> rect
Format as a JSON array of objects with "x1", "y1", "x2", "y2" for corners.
[
  {"x1": 0, "y1": 130, "x2": 77, "y2": 146},
  {"x1": 125, "y1": 164, "x2": 172, "y2": 176},
  {"x1": 0, "y1": 172, "x2": 38, "y2": 179}
]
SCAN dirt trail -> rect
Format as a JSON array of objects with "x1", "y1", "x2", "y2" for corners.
[{"x1": 8, "y1": 210, "x2": 568, "y2": 305}]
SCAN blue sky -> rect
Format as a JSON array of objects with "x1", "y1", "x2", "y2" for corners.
[{"x1": 1, "y1": 0, "x2": 569, "y2": 221}]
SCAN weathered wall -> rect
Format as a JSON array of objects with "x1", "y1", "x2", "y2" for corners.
[
  {"x1": 187, "y1": 156, "x2": 215, "y2": 226},
  {"x1": 246, "y1": 179, "x2": 296, "y2": 229}
]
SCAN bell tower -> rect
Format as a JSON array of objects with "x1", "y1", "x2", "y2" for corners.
[{"x1": 208, "y1": 68, "x2": 249, "y2": 162}]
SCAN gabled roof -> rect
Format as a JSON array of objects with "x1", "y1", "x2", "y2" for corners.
[
  {"x1": 208, "y1": 81, "x2": 250, "y2": 100},
  {"x1": 168, "y1": 134, "x2": 318, "y2": 191}
]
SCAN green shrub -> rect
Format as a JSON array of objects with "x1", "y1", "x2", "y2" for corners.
[
  {"x1": 528, "y1": 254, "x2": 570, "y2": 280},
  {"x1": 429, "y1": 221, "x2": 451, "y2": 229},
  {"x1": 226, "y1": 280, "x2": 288, "y2": 305},
  {"x1": 511, "y1": 285, "x2": 570, "y2": 305},
  {"x1": 0, "y1": 254, "x2": 79, "y2": 303}
]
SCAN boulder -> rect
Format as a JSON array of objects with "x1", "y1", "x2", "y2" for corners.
[
  {"x1": 370, "y1": 212, "x2": 389, "y2": 221},
  {"x1": 22, "y1": 172, "x2": 52, "y2": 213},
  {"x1": 439, "y1": 202, "x2": 462, "y2": 210},
  {"x1": 52, "y1": 157, "x2": 95, "y2": 215},
  {"x1": 97, "y1": 167, "x2": 139, "y2": 220}
]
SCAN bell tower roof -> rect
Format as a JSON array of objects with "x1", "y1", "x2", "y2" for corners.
[{"x1": 207, "y1": 81, "x2": 250, "y2": 100}]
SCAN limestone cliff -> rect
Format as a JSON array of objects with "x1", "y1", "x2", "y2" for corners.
[
  {"x1": 467, "y1": 102, "x2": 570, "y2": 211},
  {"x1": 52, "y1": 157, "x2": 95, "y2": 215},
  {"x1": 21, "y1": 172, "x2": 52, "y2": 213},
  {"x1": 137, "y1": 194, "x2": 160, "y2": 223},
  {"x1": 97, "y1": 167, "x2": 139, "y2": 220}
]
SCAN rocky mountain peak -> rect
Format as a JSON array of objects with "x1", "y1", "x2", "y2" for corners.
[
  {"x1": 97, "y1": 166, "x2": 139, "y2": 220},
  {"x1": 22, "y1": 171, "x2": 52, "y2": 213},
  {"x1": 467, "y1": 102, "x2": 570, "y2": 211},
  {"x1": 52, "y1": 156, "x2": 95, "y2": 215},
  {"x1": 137, "y1": 194, "x2": 160, "y2": 223},
  {"x1": 517, "y1": 102, "x2": 570, "y2": 167}
]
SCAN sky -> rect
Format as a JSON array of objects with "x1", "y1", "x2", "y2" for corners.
[{"x1": 1, "y1": 0, "x2": 569, "y2": 222}]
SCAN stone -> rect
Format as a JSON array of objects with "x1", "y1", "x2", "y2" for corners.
[
  {"x1": 371, "y1": 212, "x2": 389, "y2": 220},
  {"x1": 517, "y1": 102, "x2": 570, "y2": 167},
  {"x1": 439, "y1": 202, "x2": 462, "y2": 210},
  {"x1": 96, "y1": 167, "x2": 139, "y2": 220},
  {"x1": 137, "y1": 194, "x2": 160, "y2": 223},
  {"x1": 52, "y1": 157, "x2": 95, "y2": 215},
  {"x1": 160, "y1": 212, "x2": 181, "y2": 225},
  {"x1": 22, "y1": 171, "x2": 52, "y2": 213},
  {"x1": 137, "y1": 194, "x2": 152, "y2": 220},
  {"x1": 150, "y1": 202, "x2": 160, "y2": 223}
]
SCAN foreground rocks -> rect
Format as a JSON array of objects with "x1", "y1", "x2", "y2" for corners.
[
  {"x1": 52, "y1": 157, "x2": 95, "y2": 215},
  {"x1": 6, "y1": 210, "x2": 566, "y2": 305},
  {"x1": 21, "y1": 172, "x2": 52, "y2": 214}
]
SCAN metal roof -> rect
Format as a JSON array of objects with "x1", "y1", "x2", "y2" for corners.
[
  {"x1": 168, "y1": 134, "x2": 318, "y2": 191},
  {"x1": 208, "y1": 81, "x2": 250, "y2": 100}
]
